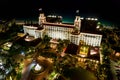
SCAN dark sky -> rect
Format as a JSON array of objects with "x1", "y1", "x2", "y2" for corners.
[{"x1": 0, "y1": 0, "x2": 120, "y2": 26}]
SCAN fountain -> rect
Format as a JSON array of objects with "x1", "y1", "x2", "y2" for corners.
[
  {"x1": 31, "y1": 63, "x2": 45, "y2": 74},
  {"x1": 34, "y1": 64, "x2": 42, "y2": 71}
]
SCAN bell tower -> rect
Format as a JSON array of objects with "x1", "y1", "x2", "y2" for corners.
[
  {"x1": 38, "y1": 8, "x2": 46, "y2": 25},
  {"x1": 74, "y1": 10, "x2": 81, "y2": 32}
]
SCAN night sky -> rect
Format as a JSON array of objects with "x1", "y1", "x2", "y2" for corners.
[{"x1": 0, "y1": 0, "x2": 120, "y2": 26}]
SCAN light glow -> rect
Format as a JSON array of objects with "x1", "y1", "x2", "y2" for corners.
[
  {"x1": 34, "y1": 64, "x2": 42, "y2": 71},
  {"x1": 21, "y1": 51, "x2": 25, "y2": 56},
  {"x1": 87, "y1": 18, "x2": 91, "y2": 20},
  {"x1": 80, "y1": 54, "x2": 87, "y2": 57},
  {"x1": 80, "y1": 17, "x2": 84, "y2": 20},
  {"x1": 90, "y1": 50, "x2": 97, "y2": 55},
  {"x1": 94, "y1": 18, "x2": 98, "y2": 21}
]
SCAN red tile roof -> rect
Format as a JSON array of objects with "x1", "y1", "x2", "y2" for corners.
[{"x1": 43, "y1": 22, "x2": 74, "y2": 28}]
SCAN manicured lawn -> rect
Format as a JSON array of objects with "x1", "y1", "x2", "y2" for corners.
[{"x1": 63, "y1": 67, "x2": 97, "y2": 80}]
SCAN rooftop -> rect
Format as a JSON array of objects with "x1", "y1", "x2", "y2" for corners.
[
  {"x1": 43, "y1": 22, "x2": 74, "y2": 28},
  {"x1": 24, "y1": 24, "x2": 44, "y2": 30},
  {"x1": 65, "y1": 43, "x2": 79, "y2": 55}
]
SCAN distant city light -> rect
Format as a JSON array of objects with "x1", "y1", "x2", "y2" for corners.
[
  {"x1": 86, "y1": 18, "x2": 98, "y2": 21},
  {"x1": 80, "y1": 17, "x2": 84, "y2": 20},
  {"x1": 58, "y1": 16, "x2": 62, "y2": 18},
  {"x1": 91, "y1": 18, "x2": 94, "y2": 20},
  {"x1": 94, "y1": 18, "x2": 98, "y2": 21},
  {"x1": 47, "y1": 15, "x2": 52, "y2": 17},
  {"x1": 76, "y1": 10, "x2": 79, "y2": 14},
  {"x1": 47, "y1": 15, "x2": 57, "y2": 18},
  {"x1": 87, "y1": 18, "x2": 91, "y2": 20},
  {"x1": 39, "y1": 8, "x2": 42, "y2": 11}
]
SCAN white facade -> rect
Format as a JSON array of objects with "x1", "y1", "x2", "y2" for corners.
[
  {"x1": 23, "y1": 25, "x2": 44, "y2": 38},
  {"x1": 23, "y1": 26, "x2": 37, "y2": 38},
  {"x1": 23, "y1": 13, "x2": 102, "y2": 46},
  {"x1": 80, "y1": 33, "x2": 102, "y2": 46},
  {"x1": 70, "y1": 34, "x2": 80, "y2": 45},
  {"x1": 43, "y1": 22, "x2": 74, "y2": 40},
  {"x1": 35, "y1": 29, "x2": 45, "y2": 38}
]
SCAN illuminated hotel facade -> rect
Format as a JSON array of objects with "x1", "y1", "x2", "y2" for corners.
[{"x1": 23, "y1": 12, "x2": 102, "y2": 46}]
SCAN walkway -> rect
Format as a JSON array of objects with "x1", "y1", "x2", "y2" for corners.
[{"x1": 21, "y1": 60, "x2": 36, "y2": 80}]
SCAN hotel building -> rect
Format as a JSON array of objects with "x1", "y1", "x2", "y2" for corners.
[{"x1": 23, "y1": 12, "x2": 102, "y2": 47}]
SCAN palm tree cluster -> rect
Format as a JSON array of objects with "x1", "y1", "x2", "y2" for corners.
[
  {"x1": 101, "y1": 28, "x2": 120, "y2": 55},
  {"x1": 96, "y1": 27, "x2": 120, "y2": 80}
]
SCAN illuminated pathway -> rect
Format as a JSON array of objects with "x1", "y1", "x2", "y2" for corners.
[{"x1": 21, "y1": 60, "x2": 37, "y2": 80}]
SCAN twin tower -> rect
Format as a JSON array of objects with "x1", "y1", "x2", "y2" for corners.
[{"x1": 38, "y1": 11, "x2": 81, "y2": 33}]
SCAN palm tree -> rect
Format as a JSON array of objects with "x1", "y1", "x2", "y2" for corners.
[{"x1": 99, "y1": 42, "x2": 113, "y2": 80}]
